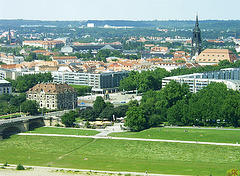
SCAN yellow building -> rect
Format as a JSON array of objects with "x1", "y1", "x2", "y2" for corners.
[{"x1": 196, "y1": 49, "x2": 237, "y2": 65}]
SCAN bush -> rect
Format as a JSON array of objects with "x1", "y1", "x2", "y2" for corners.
[{"x1": 16, "y1": 164, "x2": 25, "y2": 170}]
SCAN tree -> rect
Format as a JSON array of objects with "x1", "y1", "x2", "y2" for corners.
[
  {"x1": 21, "y1": 100, "x2": 38, "y2": 115},
  {"x1": 93, "y1": 96, "x2": 106, "y2": 114},
  {"x1": 99, "y1": 106, "x2": 115, "y2": 120},
  {"x1": 125, "y1": 106, "x2": 147, "y2": 131},
  {"x1": 114, "y1": 105, "x2": 128, "y2": 118},
  {"x1": 79, "y1": 108, "x2": 96, "y2": 120},
  {"x1": 61, "y1": 110, "x2": 78, "y2": 127}
]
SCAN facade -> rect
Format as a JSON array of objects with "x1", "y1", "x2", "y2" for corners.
[
  {"x1": 196, "y1": 49, "x2": 237, "y2": 65},
  {"x1": 52, "y1": 71, "x2": 129, "y2": 93},
  {"x1": 0, "y1": 68, "x2": 21, "y2": 80},
  {"x1": 150, "y1": 47, "x2": 169, "y2": 54},
  {"x1": 22, "y1": 40, "x2": 64, "y2": 50},
  {"x1": 26, "y1": 83, "x2": 77, "y2": 110},
  {"x1": 141, "y1": 51, "x2": 173, "y2": 60},
  {"x1": 51, "y1": 56, "x2": 78, "y2": 64},
  {"x1": 191, "y1": 15, "x2": 202, "y2": 59},
  {"x1": 162, "y1": 68, "x2": 240, "y2": 93},
  {"x1": 0, "y1": 53, "x2": 24, "y2": 64},
  {"x1": 0, "y1": 80, "x2": 12, "y2": 94}
]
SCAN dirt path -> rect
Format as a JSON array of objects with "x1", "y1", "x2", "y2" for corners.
[{"x1": 0, "y1": 165, "x2": 184, "y2": 176}]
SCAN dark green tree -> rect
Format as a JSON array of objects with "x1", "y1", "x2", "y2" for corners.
[
  {"x1": 93, "y1": 96, "x2": 106, "y2": 114},
  {"x1": 21, "y1": 100, "x2": 38, "y2": 115},
  {"x1": 125, "y1": 106, "x2": 147, "y2": 131},
  {"x1": 61, "y1": 110, "x2": 78, "y2": 127}
]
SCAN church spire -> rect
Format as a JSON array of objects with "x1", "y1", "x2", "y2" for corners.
[
  {"x1": 195, "y1": 13, "x2": 199, "y2": 27},
  {"x1": 191, "y1": 14, "x2": 202, "y2": 59}
]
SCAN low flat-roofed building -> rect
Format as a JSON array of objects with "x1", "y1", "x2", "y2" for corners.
[
  {"x1": 162, "y1": 68, "x2": 240, "y2": 93},
  {"x1": 0, "y1": 80, "x2": 12, "y2": 94},
  {"x1": 26, "y1": 83, "x2": 77, "y2": 110},
  {"x1": 196, "y1": 49, "x2": 237, "y2": 65}
]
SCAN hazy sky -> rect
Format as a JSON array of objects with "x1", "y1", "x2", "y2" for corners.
[{"x1": 1, "y1": 0, "x2": 239, "y2": 21}]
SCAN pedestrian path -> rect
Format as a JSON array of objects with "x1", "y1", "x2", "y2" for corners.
[
  {"x1": 18, "y1": 132, "x2": 240, "y2": 147},
  {"x1": 95, "y1": 122, "x2": 124, "y2": 137}
]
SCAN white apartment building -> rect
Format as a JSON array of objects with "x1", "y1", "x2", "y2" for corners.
[
  {"x1": 0, "y1": 54, "x2": 24, "y2": 64},
  {"x1": 52, "y1": 71, "x2": 129, "y2": 93},
  {"x1": 162, "y1": 73, "x2": 240, "y2": 93}
]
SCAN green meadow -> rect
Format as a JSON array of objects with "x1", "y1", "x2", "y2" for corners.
[
  {"x1": 0, "y1": 135, "x2": 239, "y2": 176},
  {"x1": 110, "y1": 127, "x2": 240, "y2": 144},
  {"x1": 26, "y1": 127, "x2": 100, "y2": 136}
]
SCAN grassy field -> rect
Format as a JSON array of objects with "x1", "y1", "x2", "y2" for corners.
[
  {"x1": 26, "y1": 127, "x2": 100, "y2": 136},
  {"x1": 0, "y1": 135, "x2": 239, "y2": 175},
  {"x1": 0, "y1": 113, "x2": 26, "y2": 119},
  {"x1": 109, "y1": 127, "x2": 240, "y2": 144}
]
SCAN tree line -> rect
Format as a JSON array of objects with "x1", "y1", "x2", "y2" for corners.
[
  {"x1": 0, "y1": 93, "x2": 38, "y2": 116},
  {"x1": 61, "y1": 96, "x2": 128, "y2": 127},
  {"x1": 120, "y1": 60, "x2": 240, "y2": 93},
  {"x1": 125, "y1": 81, "x2": 240, "y2": 131},
  {"x1": 7, "y1": 72, "x2": 53, "y2": 93}
]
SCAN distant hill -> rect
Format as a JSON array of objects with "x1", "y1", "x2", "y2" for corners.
[{"x1": 0, "y1": 19, "x2": 240, "y2": 30}]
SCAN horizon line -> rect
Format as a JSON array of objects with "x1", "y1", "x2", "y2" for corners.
[{"x1": 0, "y1": 18, "x2": 240, "y2": 22}]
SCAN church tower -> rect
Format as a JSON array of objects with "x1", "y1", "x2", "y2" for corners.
[
  {"x1": 7, "y1": 28, "x2": 12, "y2": 44},
  {"x1": 191, "y1": 14, "x2": 202, "y2": 59}
]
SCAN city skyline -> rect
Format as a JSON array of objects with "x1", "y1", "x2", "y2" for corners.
[{"x1": 1, "y1": 0, "x2": 240, "y2": 21}]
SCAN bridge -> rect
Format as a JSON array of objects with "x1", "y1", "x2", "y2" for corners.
[{"x1": 0, "y1": 111, "x2": 66, "y2": 139}]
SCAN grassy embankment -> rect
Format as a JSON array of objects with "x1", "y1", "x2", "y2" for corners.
[
  {"x1": 25, "y1": 127, "x2": 100, "y2": 136},
  {"x1": 109, "y1": 127, "x2": 240, "y2": 144},
  {"x1": 0, "y1": 134, "x2": 239, "y2": 175}
]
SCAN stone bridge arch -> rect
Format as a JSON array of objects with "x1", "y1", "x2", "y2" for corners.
[
  {"x1": 1, "y1": 126, "x2": 22, "y2": 138},
  {"x1": 28, "y1": 119, "x2": 45, "y2": 130}
]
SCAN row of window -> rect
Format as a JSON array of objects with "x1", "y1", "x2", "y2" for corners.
[
  {"x1": 198, "y1": 59, "x2": 223, "y2": 62},
  {"x1": 203, "y1": 54, "x2": 225, "y2": 57}
]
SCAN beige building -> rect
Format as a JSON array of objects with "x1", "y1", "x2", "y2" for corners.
[
  {"x1": 151, "y1": 47, "x2": 169, "y2": 54},
  {"x1": 26, "y1": 83, "x2": 77, "y2": 110},
  {"x1": 196, "y1": 49, "x2": 237, "y2": 65}
]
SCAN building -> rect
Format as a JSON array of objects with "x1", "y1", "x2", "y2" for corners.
[
  {"x1": 22, "y1": 40, "x2": 64, "y2": 50},
  {"x1": 162, "y1": 68, "x2": 240, "y2": 93},
  {"x1": 52, "y1": 71, "x2": 129, "y2": 93},
  {"x1": 51, "y1": 56, "x2": 78, "y2": 64},
  {"x1": 0, "y1": 80, "x2": 12, "y2": 94},
  {"x1": 71, "y1": 43, "x2": 122, "y2": 54},
  {"x1": 141, "y1": 51, "x2": 173, "y2": 60},
  {"x1": 191, "y1": 14, "x2": 202, "y2": 59},
  {"x1": 151, "y1": 47, "x2": 169, "y2": 54},
  {"x1": 26, "y1": 83, "x2": 77, "y2": 110},
  {"x1": 196, "y1": 49, "x2": 237, "y2": 65},
  {"x1": 0, "y1": 53, "x2": 24, "y2": 64}
]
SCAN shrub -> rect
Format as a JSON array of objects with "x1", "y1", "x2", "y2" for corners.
[{"x1": 16, "y1": 164, "x2": 25, "y2": 170}]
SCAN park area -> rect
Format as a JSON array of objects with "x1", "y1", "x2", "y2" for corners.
[
  {"x1": 0, "y1": 126, "x2": 239, "y2": 176},
  {"x1": 109, "y1": 127, "x2": 240, "y2": 144}
]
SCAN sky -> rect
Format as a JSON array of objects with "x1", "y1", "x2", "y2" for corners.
[{"x1": 1, "y1": 0, "x2": 239, "y2": 21}]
